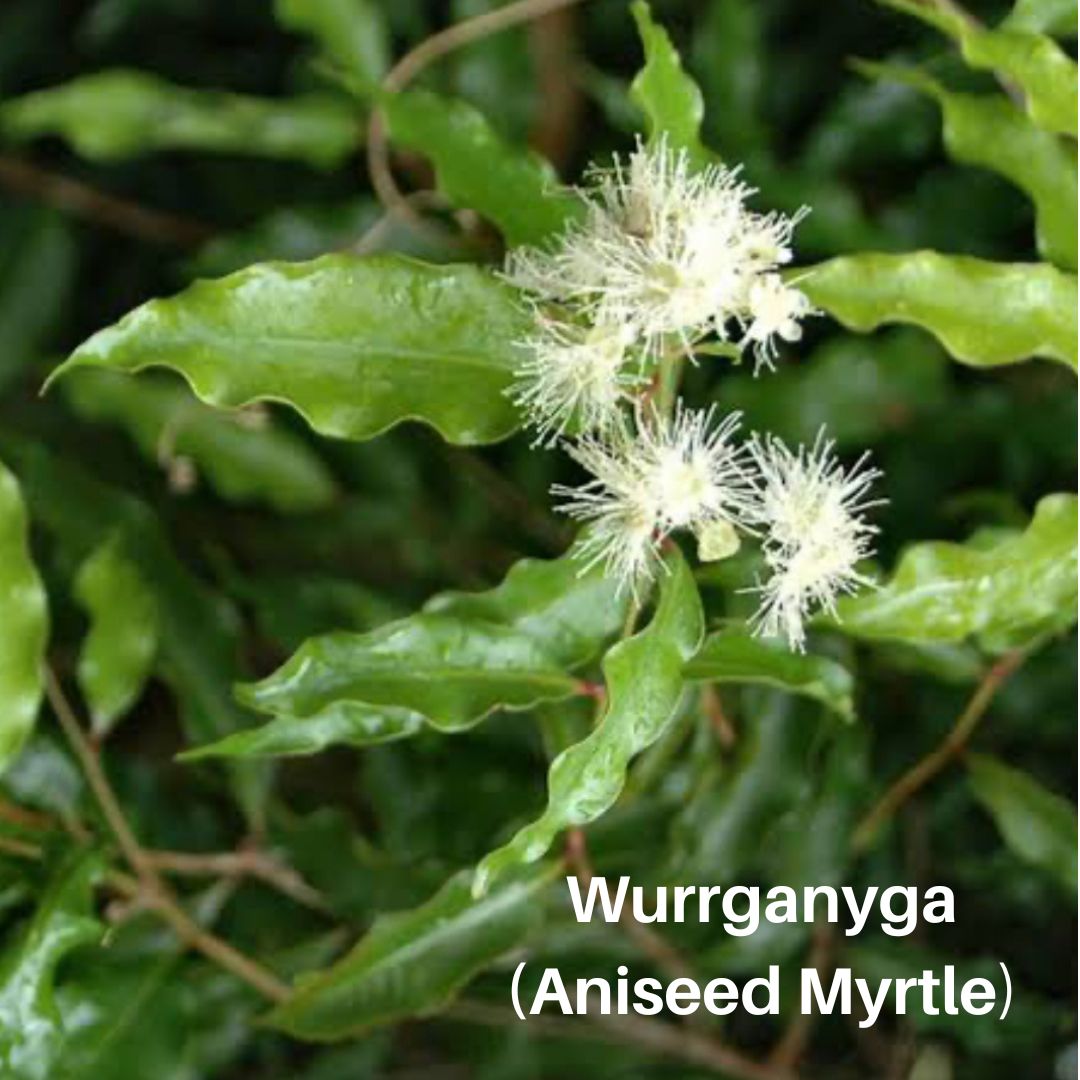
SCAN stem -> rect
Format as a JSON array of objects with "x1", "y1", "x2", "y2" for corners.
[
  {"x1": 851, "y1": 649, "x2": 1027, "y2": 853},
  {"x1": 45, "y1": 667, "x2": 290, "y2": 1003},
  {"x1": 366, "y1": 0, "x2": 589, "y2": 225},
  {"x1": 0, "y1": 155, "x2": 213, "y2": 248}
]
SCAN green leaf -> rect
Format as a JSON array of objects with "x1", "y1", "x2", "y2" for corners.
[
  {"x1": 968, "y1": 753, "x2": 1077, "y2": 894},
  {"x1": 833, "y1": 493, "x2": 1078, "y2": 648},
  {"x1": 382, "y1": 90, "x2": 581, "y2": 247},
  {"x1": 858, "y1": 62, "x2": 1077, "y2": 269},
  {"x1": 0, "y1": 70, "x2": 359, "y2": 167},
  {"x1": 73, "y1": 536, "x2": 159, "y2": 738},
  {"x1": 685, "y1": 628, "x2": 855, "y2": 721},
  {"x1": 275, "y1": 0, "x2": 389, "y2": 92},
  {"x1": 1003, "y1": 0, "x2": 1078, "y2": 36},
  {"x1": 60, "y1": 369, "x2": 338, "y2": 514},
  {"x1": 630, "y1": 1, "x2": 710, "y2": 167},
  {"x1": 0, "y1": 851, "x2": 102, "y2": 1079},
  {"x1": 474, "y1": 546, "x2": 704, "y2": 895},
  {"x1": 267, "y1": 864, "x2": 554, "y2": 1039},
  {"x1": 51, "y1": 254, "x2": 532, "y2": 446},
  {"x1": 882, "y1": 0, "x2": 1078, "y2": 136},
  {"x1": 0, "y1": 458, "x2": 48, "y2": 774},
  {"x1": 183, "y1": 546, "x2": 625, "y2": 759},
  {"x1": 800, "y1": 252, "x2": 1078, "y2": 371}
]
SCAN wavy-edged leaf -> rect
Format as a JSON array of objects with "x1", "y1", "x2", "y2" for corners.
[
  {"x1": 685, "y1": 628, "x2": 855, "y2": 721},
  {"x1": 51, "y1": 255, "x2": 532, "y2": 446},
  {"x1": 2, "y1": 439, "x2": 268, "y2": 823},
  {"x1": 0, "y1": 458, "x2": 47, "y2": 774},
  {"x1": 474, "y1": 547, "x2": 704, "y2": 895},
  {"x1": 968, "y1": 753, "x2": 1077, "y2": 894},
  {"x1": 833, "y1": 493, "x2": 1078, "y2": 648},
  {"x1": 0, "y1": 851, "x2": 102, "y2": 1079},
  {"x1": 185, "y1": 548, "x2": 624, "y2": 759},
  {"x1": 275, "y1": 0, "x2": 389, "y2": 92},
  {"x1": 73, "y1": 536, "x2": 159, "y2": 738},
  {"x1": 859, "y1": 61, "x2": 1077, "y2": 268},
  {"x1": 630, "y1": 1, "x2": 710, "y2": 167},
  {"x1": 0, "y1": 70, "x2": 359, "y2": 167},
  {"x1": 382, "y1": 90, "x2": 581, "y2": 247},
  {"x1": 882, "y1": 0, "x2": 1078, "y2": 136},
  {"x1": 60, "y1": 369, "x2": 337, "y2": 514},
  {"x1": 267, "y1": 864, "x2": 555, "y2": 1039},
  {"x1": 800, "y1": 252, "x2": 1078, "y2": 371}
]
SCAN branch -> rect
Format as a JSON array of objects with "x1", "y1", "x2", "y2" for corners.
[
  {"x1": 0, "y1": 155, "x2": 214, "y2": 248},
  {"x1": 45, "y1": 667, "x2": 290, "y2": 1003},
  {"x1": 851, "y1": 648, "x2": 1027, "y2": 853}
]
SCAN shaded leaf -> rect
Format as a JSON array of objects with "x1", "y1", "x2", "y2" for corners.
[
  {"x1": 474, "y1": 546, "x2": 703, "y2": 895},
  {"x1": 267, "y1": 864, "x2": 554, "y2": 1039},
  {"x1": 968, "y1": 753, "x2": 1077, "y2": 894},
  {"x1": 60, "y1": 369, "x2": 337, "y2": 514},
  {"x1": 883, "y1": 0, "x2": 1078, "y2": 136},
  {"x1": 833, "y1": 493, "x2": 1078, "y2": 648},
  {"x1": 800, "y1": 252, "x2": 1078, "y2": 371},
  {"x1": 685, "y1": 628, "x2": 855, "y2": 720},
  {"x1": 52, "y1": 255, "x2": 532, "y2": 446},
  {"x1": 0, "y1": 70, "x2": 359, "y2": 167},
  {"x1": 382, "y1": 90, "x2": 580, "y2": 247},
  {"x1": 72, "y1": 536, "x2": 159, "y2": 737},
  {"x1": 186, "y1": 548, "x2": 625, "y2": 759},
  {"x1": 0, "y1": 851, "x2": 102, "y2": 1079},
  {"x1": 275, "y1": 0, "x2": 389, "y2": 92},
  {"x1": 0, "y1": 458, "x2": 47, "y2": 774},
  {"x1": 630, "y1": 1, "x2": 710, "y2": 167},
  {"x1": 859, "y1": 61, "x2": 1077, "y2": 269}
]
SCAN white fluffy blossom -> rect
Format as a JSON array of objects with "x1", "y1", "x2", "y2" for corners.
[
  {"x1": 748, "y1": 432, "x2": 882, "y2": 651},
  {"x1": 554, "y1": 406, "x2": 755, "y2": 595},
  {"x1": 503, "y1": 137, "x2": 811, "y2": 381},
  {"x1": 510, "y1": 318, "x2": 639, "y2": 445}
]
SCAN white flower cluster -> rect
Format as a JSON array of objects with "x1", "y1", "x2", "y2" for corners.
[{"x1": 505, "y1": 138, "x2": 881, "y2": 651}]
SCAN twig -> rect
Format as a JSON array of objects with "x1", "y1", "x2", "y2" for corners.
[
  {"x1": 0, "y1": 835, "x2": 43, "y2": 859},
  {"x1": 0, "y1": 155, "x2": 214, "y2": 248},
  {"x1": 447, "y1": 999, "x2": 794, "y2": 1080},
  {"x1": 366, "y1": 0, "x2": 589, "y2": 226},
  {"x1": 144, "y1": 847, "x2": 328, "y2": 913},
  {"x1": 767, "y1": 923, "x2": 834, "y2": 1069},
  {"x1": 851, "y1": 649, "x2": 1027, "y2": 853},
  {"x1": 45, "y1": 667, "x2": 290, "y2": 1003}
]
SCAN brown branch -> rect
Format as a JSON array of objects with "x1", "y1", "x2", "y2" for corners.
[
  {"x1": 767, "y1": 923, "x2": 834, "y2": 1069},
  {"x1": 447, "y1": 1000, "x2": 794, "y2": 1080},
  {"x1": 144, "y1": 847, "x2": 329, "y2": 913},
  {"x1": 0, "y1": 154, "x2": 214, "y2": 248},
  {"x1": 45, "y1": 667, "x2": 289, "y2": 1003},
  {"x1": 366, "y1": 0, "x2": 589, "y2": 227},
  {"x1": 851, "y1": 649, "x2": 1027, "y2": 853}
]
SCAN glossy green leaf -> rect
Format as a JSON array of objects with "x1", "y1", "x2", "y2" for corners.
[
  {"x1": 474, "y1": 547, "x2": 704, "y2": 895},
  {"x1": 60, "y1": 369, "x2": 337, "y2": 514},
  {"x1": 882, "y1": 0, "x2": 1078, "y2": 136},
  {"x1": 52, "y1": 255, "x2": 532, "y2": 446},
  {"x1": 0, "y1": 70, "x2": 359, "y2": 167},
  {"x1": 275, "y1": 0, "x2": 389, "y2": 91},
  {"x1": 685, "y1": 628, "x2": 855, "y2": 720},
  {"x1": 0, "y1": 458, "x2": 47, "y2": 774},
  {"x1": 184, "y1": 547, "x2": 625, "y2": 759},
  {"x1": 833, "y1": 493, "x2": 1078, "y2": 648},
  {"x1": 72, "y1": 536, "x2": 159, "y2": 737},
  {"x1": 800, "y1": 252, "x2": 1078, "y2": 371},
  {"x1": 1003, "y1": 0, "x2": 1078, "y2": 36},
  {"x1": 630, "y1": 1, "x2": 710, "y2": 167},
  {"x1": 859, "y1": 62, "x2": 1077, "y2": 268},
  {"x1": 382, "y1": 90, "x2": 581, "y2": 246},
  {"x1": 968, "y1": 753, "x2": 1077, "y2": 894},
  {"x1": 267, "y1": 864, "x2": 554, "y2": 1038},
  {"x1": 0, "y1": 851, "x2": 102, "y2": 1079}
]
